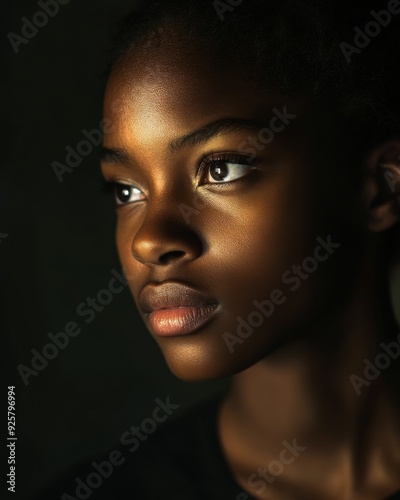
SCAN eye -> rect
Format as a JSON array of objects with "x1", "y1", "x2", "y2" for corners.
[
  {"x1": 201, "y1": 154, "x2": 254, "y2": 184},
  {"x1": 107, "y1": 182, "x2": 146, "y2": 206}
]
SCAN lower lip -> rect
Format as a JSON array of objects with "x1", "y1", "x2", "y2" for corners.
[{"x1": 147, "y1": 305, "x2": 220, "y2": 337}]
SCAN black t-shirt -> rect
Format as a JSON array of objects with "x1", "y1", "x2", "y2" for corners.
[{"x1": 35, "y1": 394, "x2": 400, "y2": 500}]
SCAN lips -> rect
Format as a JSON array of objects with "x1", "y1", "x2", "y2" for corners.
[{"x1": 139, "y1": 281, "x2": 221, "y2": 337}]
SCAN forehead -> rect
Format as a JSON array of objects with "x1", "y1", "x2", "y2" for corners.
[{"x1": 103, "y1": 43, "x2": 306, "y2": 150}]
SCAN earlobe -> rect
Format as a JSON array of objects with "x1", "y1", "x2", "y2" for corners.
[{"x1": 364, "y1": 141, "x2": 400, "y2": 232}]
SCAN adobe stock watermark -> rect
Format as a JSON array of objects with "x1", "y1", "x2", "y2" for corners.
[
  {"x1": 61, "y1": 396, "x2": 180, "y2": 500},
  {"x1": 178, "y1": 105, "x2": 297, "y2": 224},
  {"x1": 223, "y1": 235, "x2": 341, "y2": 353},
  {"x1": 179, "y1": 193, "x2": 210, "y2": 224},
  {"x1": 340, "y1": 0, "x2": 400, "y2": 64},
  {"x1": 7, "y1": 0, "x2": 71, "y2": 54},
  {"x1": 17, "y1": 268, "x2": 129, "y2": 386},
  {"x1": 213, "y1": 0, "x2": 244, "y2": 22},
  {"x1": 238, "y1": 106, "x2": 297, "y2": 160},
  {"x1": 235, "y1": 439, "x2": 307, "y2": 500},
  {"x1": 349, "y1": 331, "x2": 400, "y2": 395},
  {"x1": 52, "y1": 118, "x2": 113, "y2": 182}
]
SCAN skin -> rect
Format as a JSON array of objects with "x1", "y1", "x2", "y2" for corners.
[{"x1": 101, "y1": 32, "x2": 400, "y2": 499}]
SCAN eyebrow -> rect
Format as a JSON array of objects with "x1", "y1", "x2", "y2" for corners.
[
  {"x1": 100, "y1": 147, "x2": 130, "y2": 164},
  {"x1": 100, "y1": 117, "x2": 267, "y2": 164},
  {"x1": 168, "y1": 118, "x2": 267, "y2": 152}
]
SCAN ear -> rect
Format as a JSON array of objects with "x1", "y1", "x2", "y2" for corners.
[{"x1": 364, "y1": 141, "x2": 400, "y2": 232}]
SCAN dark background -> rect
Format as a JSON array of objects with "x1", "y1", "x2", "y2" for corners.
[
  {"x1": 2, "y1": 2, "x2": 227, "y2": 499},
  {"x1": 2, "y1": 2, "x2": 400, "y2": 500}
]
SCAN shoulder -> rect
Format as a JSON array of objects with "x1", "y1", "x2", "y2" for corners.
[{"x1": 33, "y1": 393, "x2": 242, "y2": 500}]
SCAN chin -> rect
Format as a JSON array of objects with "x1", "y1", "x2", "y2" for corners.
[{"x1": 155, "y1": 332, "x2": 281, "y2": 381}]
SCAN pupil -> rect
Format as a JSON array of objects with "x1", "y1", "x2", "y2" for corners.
[
  {"x1": 211, "y1": 162, "x2": 228, "y2": 181},
  {"x1": 117, "y1": 185, "x2": 131, "y2": 203}
]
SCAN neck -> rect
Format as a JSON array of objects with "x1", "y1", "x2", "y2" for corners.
[{"x1": 219, "y1": 256, "x2": 400, "y2": 498}]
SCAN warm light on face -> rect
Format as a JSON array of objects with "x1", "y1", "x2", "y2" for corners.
[{"x1": 100, "y1": 44, "x2": 360, "y2": 381}]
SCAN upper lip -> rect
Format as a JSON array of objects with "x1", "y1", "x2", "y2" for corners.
[{"x1": 139, "y1": 281, "x2": 219, "y2": 314}]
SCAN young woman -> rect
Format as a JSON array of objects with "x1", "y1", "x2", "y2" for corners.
[{"x1": 39, "y1": 0, "x2": 400, "y2": 498}]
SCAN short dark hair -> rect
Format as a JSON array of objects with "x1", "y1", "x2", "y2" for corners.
[{"x1": 110, "y1": 0, "x2": 400, "y2": 146}]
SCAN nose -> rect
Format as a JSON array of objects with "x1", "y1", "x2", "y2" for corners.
[{"x1": 131, "y1": 206, "x2": 204, "y2": 266}]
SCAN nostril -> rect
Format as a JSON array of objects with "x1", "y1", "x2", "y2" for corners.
[
  {"x1": 131, "y1": 222, "x2": 203, "y2": 266},
  {"x1": 159, "y1": 250, "x2": 186, "y2": 265}
]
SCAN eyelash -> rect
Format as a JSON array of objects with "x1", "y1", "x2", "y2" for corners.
[
  {"x1": 102, "y1": 180, "x2": 146, "y2": 206},
  {"x1": 102, "y1": 152, "x2": 256, "y2": 206},
  {"x1": 198, "y1": 152, "x2": 255, "y2": 184}
]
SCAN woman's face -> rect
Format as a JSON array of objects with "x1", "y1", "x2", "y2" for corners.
[{"x1": 101, "y1": 40, "x2": 360, "y2": 380}]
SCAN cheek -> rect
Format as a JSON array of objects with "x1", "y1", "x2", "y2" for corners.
[
  {"x1": 207, "y1": 163, "x2": 321, "y2": 301},
  {"x1": 115, "y1": 217, "x2": 130, "y2": 270},
  {"x1": 202, "y1": 191, "x2": 337, "y2": 378},
  {"x1": 115, "y1": 213, "x2": 142, "y2": 296},
  {"x1": 184, "y1": 241, "x2": 334, "y2": 378}
]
